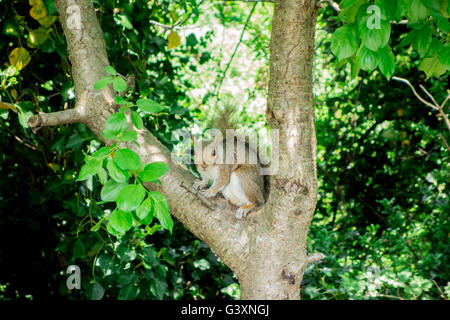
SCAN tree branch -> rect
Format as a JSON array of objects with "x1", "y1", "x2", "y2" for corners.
[
  {"x1": 0, "y1": 101, "x2": 18, "y2": 113},
  {"x1": 25, "y1": 0, "x2": 253, "y2": 274},
  {"x1": 28, "y1": 109, "x2": 82, "y2": 133},
  {"x1": 392, "y1": 76, "x2": 450, "y2": 133}
]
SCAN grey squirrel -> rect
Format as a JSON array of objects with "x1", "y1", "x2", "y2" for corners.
[{"x1": 192, "y1": 101, "x2": 266, "y2": 219}]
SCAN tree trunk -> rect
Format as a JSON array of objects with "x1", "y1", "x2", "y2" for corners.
[
  {"x1": 28, "y1": 0, "x2": 321, "y2": 300},
  {"x1": 238, "y1": 0, "x2": 320, "y2": 299}
]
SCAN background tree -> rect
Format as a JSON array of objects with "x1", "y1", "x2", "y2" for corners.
[{"x1": 0, "y1": 0, "x2": 448, "y2": 300}]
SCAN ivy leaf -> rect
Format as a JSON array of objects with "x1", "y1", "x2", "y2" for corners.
[
  {"x1": 136, "y1": 99, "x2": 165, "y2": 113},
  {"x1": 9, "y1": 47, "x2": 31, "y2": 71},
  {"x1": 105, "y1": 112, "x2": 128, "y2": 135},
  {"x1": 118, "y1": 285, "x2": 140, "y2": 300},
  {"x1": 107, "y1": 209, "x2": 133, "y2": 236},
  {"x1": 100, "y1": 179, "x2": 127, "y2": 202},
  {"x1": 356, "y1": 45, "x2": 379, "y2": 71},
  {"x1": 135, "y1": 197, "x2": 153, "y2": 225},
  {"x1": 106, "y1": 158, "x2": 129, "y2": 183},
  {"x1": 378, "y1": 46, "x2": 395, "y2": 79},
  {"x1": 150, "y1": 279, "x2": 167, "y2": 299},
  {"x1": 113, "y1": 148, "x2": 141, "y2": 172},
  {"x1": 149, "y1": 191, "x2": 172, "y2": 233},
  {"x1": 90, "y1": 217, "x2": 105, "y2": 232},
  {"x1": 77, "y1": 159, "x2": 102, "y2": 181},
  {"x1": 140, "y1": 162, "x2": 169, "y2": 182},
  {"x1": 30, "y1": 1, "x2": 48, "y2": 20},
  {"x1": 131, "y1": 111, "x2": 143, "y2": 129},
  {"x1": 330, "y1": 25, "x2": 359, "y2": 61},
  {"x1": 113, "y1": 77, "x2": 127, "y2": 93},
  {"x1": 94, "y1": 76, "x2": 114, "y2": 90},
  {"x1": 116, "y1": 184, "x2": 146, "y2": 212}
]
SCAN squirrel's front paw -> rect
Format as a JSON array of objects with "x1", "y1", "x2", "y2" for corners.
[
  {"x1": 202, "y1": 189, "x2": 217, "y2": 198},
  {"x1": 235, "y1": 207, "x2": 249, "y2": 220},
  {"x1": 193, "y1": 180, "x2": 205, "y2": 191}
]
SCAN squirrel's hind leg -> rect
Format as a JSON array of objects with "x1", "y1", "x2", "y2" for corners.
[{"x1": 235, "y1": 203, "x2": 257, "y2": 220}]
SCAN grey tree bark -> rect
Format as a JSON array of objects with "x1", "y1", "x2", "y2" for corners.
[{"x1": 28, "y1": 0, "x2": 322, "y2": 300}]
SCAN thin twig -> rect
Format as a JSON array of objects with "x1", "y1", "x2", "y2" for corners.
[
  {"x1": 181, "y1": 181, "x2": 217, "y2": 210},
  {"x1": 419, "y1": 85, "x2": 439, "y2": 107},
  {"x1": 215, "y1": 2, "x2": 257, "y2": 98},
  {"x1": 432, "y1": 280, "x2": 448, "y2": 300},
  {"x1": 392, "y1": 77, "x2": 438, "y2": 111}
]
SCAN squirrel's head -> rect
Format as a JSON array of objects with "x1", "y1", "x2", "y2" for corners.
[{"x1": 193, "y1": 135, "x2": 223, "y2": 172}]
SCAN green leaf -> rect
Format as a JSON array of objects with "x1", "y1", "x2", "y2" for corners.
[
  {"x1": 101, "y1": 179, "x2": 127, "y2": 202},
  {"x1": 149, "y1": 191, "x2": 172, "y2": 233},
  {"x1": 116, "y1": 184, "x2": 146, "y2": 212},
  {"x1": 356, "y1": 45, "x2": 379, "y2": 71},
  {"x1": 66, "y1": 134, "x2": 84, "y2": 149},
  {"x1": 150, "y1": 279, "x2": 167, "y2": 299},
  {"x1": 330, "y1": 25, "x2": 360, "y2": 61},
  {"x1": 90, "y1": 217, "x2": 104, "y2": 232},
  {"x1": 433, "y1": 13, "x2": 450, "y2": 33},
  {"x1": 118, "y1": 130, "x2": 137, "y2": 142},
  {"x1": 419, "y1": 55, "x2": 447, "y2": 77},
  {"x1": 88, "y1": 282, "x2": 105, "y2": 300},
  {"x1": 412, "y1": 24, "x2": 432, "y2": 57},
  {"x1": 135, "y1": 197, "x2": 153, "y2": 225},
  {"x1": 438, "y1": 43, "x2": 450, "y2": 68},
  {"x1": 115, "y1": 13, "x2": 133, "y2": 30},
  {"x1": 94, "y1": 76, "x2": 113, "y2": 90},
  {"x1": 101, "y1": 129, "x2": 118, "y2": 140},
  {"x1": 131, "y1": 111, "x2": 143, "y2": 129},
  {"x1": 77, "y1": 159, "x2": 102, "y2": 181},
  {"x1": 359, "y1": 19, "x2": 391, "y2": 51},
  {"x1": 113, "y1": 77, "x2": 127, "y2": 93},
  {"x1": 408, "y1": 0, "x2": 429, "y2": 22},
  {"x1": 106, "y1": 158, "x2": 129, "y2": 183},
  {"x1": 107, "y1": 209, "x2": 133, "y2": 236},
  {"x1": 338, "y1": 0, "x2": 367, "y2": 23},
  {"x1": 136, "y1": 99, "x2": 165, "y2": 113},
  {"x1": 114, "y1": 95, "x2": 130, "y2": 105},
  {"x1": 140, "y1": 162, "x2": 169, "y2": 182},
  {"x1": 98, "y1": 167, "x2": 108, "y2": 185},
  {"x1": 118, "y1": 285, "x2": 140, "y2": 300},
  {"x1": 399, "y1": 30, "x2": 415, "y2": 48},
  {"x1": 378, "y1": 46, "x2": 395, "y2": 79},
  {"x1": 105, "y1": 65, "x2": 116, "y2": 75},
  {"x1": 141, "y1": 246, "x2": 158, "y2": 266},
  {"x1": 113, "y1": 148, "x2": 141, "y2": 172},
  {"x1": 105, "y1": 112, "x2": 128, "y2": 135},
  {"x1": 350, "y1": 56, "x2": 361, "y2": 79},
  {"x1": 92, "y1": 146, "x2": 111, "y2": 159}
]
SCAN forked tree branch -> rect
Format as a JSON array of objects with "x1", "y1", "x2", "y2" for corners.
[
  {"x1": 26, "y1": 0, "x2": 254, "y2": 275},
  {"x1": 392, "y1": 76, "x2": 450, "y2": 134}
]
